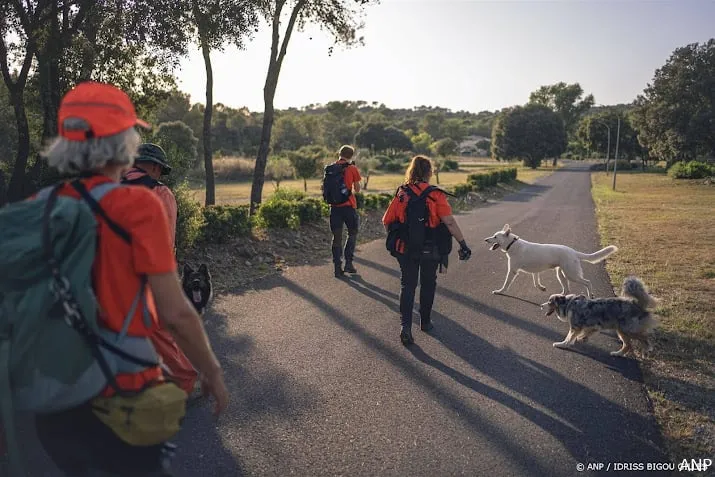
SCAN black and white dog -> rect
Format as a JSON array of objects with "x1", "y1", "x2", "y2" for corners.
[{"x1": 181, "y1": 263, "x2": 213, "y2": 315}]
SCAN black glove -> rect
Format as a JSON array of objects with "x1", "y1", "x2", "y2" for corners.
[{"x1": 458, "y1": 240, "x2": 472, "y2": 261}]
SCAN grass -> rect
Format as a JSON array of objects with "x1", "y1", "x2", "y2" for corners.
[
  {"x1": 591, "y1": 171, "x2": 715, "y2": 465},
  {"x1": 191, "y1": 160, "x2": 558, "y2": 205}
]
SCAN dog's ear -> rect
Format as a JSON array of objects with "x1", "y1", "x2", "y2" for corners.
[
  {"x1": 199, "y1": 263, "x2": 210, "y2": 277},
  {"x1": 183, "y1": 264, "x2": 193, "y2": 277},
  {"x1": 502, "y1": 224, "x2": 511, "y2": 235}
]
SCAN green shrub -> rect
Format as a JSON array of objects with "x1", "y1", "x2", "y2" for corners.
[
  {"x1": 174, "y1": 181, "x2": 206, "y2": 255},
  {"x1": 377, "y1": 193, "x2": 393, "y2": 208},
  {"x1": 613, "y1": 159, "x2": 632, "y2": 171},
  {"x1": 383, "y1": 160, "x2": 404, "y2": 172},
  {"x1": 296, "y1": 197, "x2": 328, "y2": 223},
  {"x1": 668, "y1": 161, "x2": 713, "y2": 179},
  {"x1": 201, "y1": 205, "x2": 252, "y2": 243},
  {"x1": 256, "y1": 198, "x2": 301, "y2": 230},
  {"x1": 453, "y1": 183, "x2": 473, "y2": 197},
  {"x1": 442, "y1": 159, "x2": 459, "y2": 171},
  {"x1": 354, "y1": 192, "x2": 365, "y2": 209},
  {"x1": 271, "y1": 188, "x2": 307, "y2": 201}
]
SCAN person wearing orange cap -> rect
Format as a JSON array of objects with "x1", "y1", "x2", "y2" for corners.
[{"x1": 28, "y1": 81, "x2": 228, "y2": 476}]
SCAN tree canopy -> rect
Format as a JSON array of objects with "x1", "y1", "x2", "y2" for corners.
[{"x1": 491, "y1": 104, "x2": 567, "y2": 168}]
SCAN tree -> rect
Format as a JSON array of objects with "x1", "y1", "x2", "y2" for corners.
[
  {"x1": 153, "y1": 121, "x2": 199, "y2": 187},
  {"x1": 266, "y1": 156, "x2": 294, "y2": 190},
  {"x1": 421, "y1": 112, "x2": 444, "y2": 139},
  {"x1": 354, "y1": 122, "x2": 412, "y2": 153},
  {"x1": 431, "y1": 137, "x2": 458, "y2": 158},
  {"x1": 409, "y1": 131, "x2": 433, "y2": 155},
  {"x1": 577, "y1": 110, "x2": 640, "y2": 161},
  {"x1": 529, "y1": 82, "x2": 594, "y2": 137},
  {"x1": 188, "y1": 0, "x2": 258, "y2": 206},
  {"x1": 441, "y1": 118, "x2": 467, "y2": 143},
  {"x1": 288, "y1": 145, "x2": 327, "y2": 191},
  {"x1": 383, "y1": 126, "x2": 413, "y2": 153},
  {"x1": 1, "y1": 1, "x2": 52, "y2": 203},
  {"x1": 272, "y1": 114, "x2": 311, "y2": 152},
  {"x1": 249, "y1": 0, "x2": 378, "y2": 214},
  {"x1": 632, "y1": 40, "x2": 715, "y2": 164},
  {"x1": 361, "y1": 157, "x2": 380, "y2": 190},
  {"x1": 491, "y1": 104, "x2": 567, "y2": 168}
]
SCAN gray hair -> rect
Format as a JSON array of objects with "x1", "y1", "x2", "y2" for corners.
[{"x1": 42, "y1": 127, "x2": 142, "y2": 175}]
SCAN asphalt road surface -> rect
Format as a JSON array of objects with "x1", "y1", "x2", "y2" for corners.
[{"x1": 18, "y1": 162, "x2": 670, "y2": 477}]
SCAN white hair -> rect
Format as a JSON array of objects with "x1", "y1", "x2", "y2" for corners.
[{"x1": 42, "y1": 127, "x2": 142, "y2": 175}]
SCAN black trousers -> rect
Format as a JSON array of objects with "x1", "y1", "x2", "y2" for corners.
[
  {"x1": 329, "y1": 206, "x2": 359, "y2": 265},
  {"x1": 34, "y1": 401, "x2": 172, "y2": 476},
  {"x1": 397, "y1": 255, "x2": 439, "y2": 329}
]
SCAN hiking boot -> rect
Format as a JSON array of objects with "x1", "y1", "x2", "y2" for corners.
[
  {"x1": 344, "y1": 261, "x2": 357, "y2": 274},
  {"x1": 400, "y1": 327, "x2": 414, "y2": 346},
  {"x1": 420, "y1": 321, "x2": 434, "y2": 332},
  {"x1": 334, "y1": 264, "x2": 345, "y2": 278}
]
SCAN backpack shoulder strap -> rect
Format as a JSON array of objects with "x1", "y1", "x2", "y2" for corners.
[
  {"x1": 419, "y1": 185, "x2": 438, "y2": 200},
  {"x1": 70, "y1": 181, "x2": 131, "y2": 244},
  {"x1": 402, "y1": 184, "x2": 419, "y2": 200}
]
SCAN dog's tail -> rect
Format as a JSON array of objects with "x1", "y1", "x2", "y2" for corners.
[
  {"x1": 577, "y1": 245, "x2": 618, "y2": 263},
  {"x1": 622, "y1": 276, "x2": 659, "y2": 310}
]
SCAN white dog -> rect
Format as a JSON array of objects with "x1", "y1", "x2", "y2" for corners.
[{"x1": 484, "y1": 224, "x2": 618, "y2": 298}]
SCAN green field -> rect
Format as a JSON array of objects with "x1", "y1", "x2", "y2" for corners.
[{"x1": 191, "y1": 159, "x2": 558, "y2": 205}]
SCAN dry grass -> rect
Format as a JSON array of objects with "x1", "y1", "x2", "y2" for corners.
[
  {"x1": 591, "y1": 171, "x2": 715, "y2": 464},
  {"x1": 191, "y1": 162, "x2": 557, "y2": 205}
]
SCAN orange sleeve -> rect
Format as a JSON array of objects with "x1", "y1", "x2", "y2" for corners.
[
  {"x1": 382, "y1": 196, "x2": 402, "y2": 226},
  {"x1": 154, "y1": 186, "x2": 177, "y2": 248},
  {"x1": 434, "y1": 191, "x2": 453, "y2": 218},
  {"x1": 349, "y1": 165, "x2": 362, "y2": 184},
  {"x1": 112, "y1": 188, "x2": 177, "y2": 275}
]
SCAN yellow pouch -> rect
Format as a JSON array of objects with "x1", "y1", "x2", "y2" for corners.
[{"x1": 91, "y1": 382, "x2": 187, "y2": 446}]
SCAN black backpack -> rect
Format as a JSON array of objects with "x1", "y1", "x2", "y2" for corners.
[
  {"x1": 322, "y1": 162, "x2": 351, "y2": 204},
  {"x1": 387, "y1": 185, "x2": 454, "y2": 260}
]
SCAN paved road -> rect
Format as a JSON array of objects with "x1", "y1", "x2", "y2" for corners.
[{"x1": 20, "y1": 162, "x2": 669, "y2": 477}]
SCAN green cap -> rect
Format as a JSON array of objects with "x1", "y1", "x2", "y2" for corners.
[{"x1": 135, "y1": 143, "x2": 172, "y2": 175}]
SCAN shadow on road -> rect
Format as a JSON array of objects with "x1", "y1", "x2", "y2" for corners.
[{"x1": 338, "y1": 270, "x2": 668, "y2": 474}]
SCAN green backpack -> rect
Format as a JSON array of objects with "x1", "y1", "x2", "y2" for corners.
[{"x1": 0, "y1": 180, "x2": 159, "y2": 476}]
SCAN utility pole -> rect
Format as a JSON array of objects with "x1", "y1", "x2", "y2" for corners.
[{"x1": 612, "y1": 116, "x2": 621, "y2": 191}]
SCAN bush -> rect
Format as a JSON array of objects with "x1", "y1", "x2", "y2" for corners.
[
  {"x1": 442, "y1": 159, "x2": 459, "y2": 171},
  {"x1": 255, "y1": 192, "x2": 327, "y2": 230},
  {"x1": 296, "y1": 197, "x2": 328, "y2": 223},
  {"x1": 174, "y1": 182, "x2": 206, "y2": 256},
  {"x1": 453, "y1": 183, "x2": 473, "y2": 197},
  {"x1": 466, "y1": 168, "x2": 517, "y2": 190},
  {"x1": 383, "y1": 160, "x2": 404, "y2": 173},
  {"x1": 256, "y1": 198, "x2": 301, "y2": 230},
  {"x1": 354, "y1": 191, "x2": 365, "y2": 209},
  {"x1": 356, "y1": 192, "x2": 394, "y2": 211},
  {"x1": 200, "y1": 205, "x2": 252, "y2": 243},
  {"x1": 668, "y1": 161, "x2": 713, "y2": 179}
]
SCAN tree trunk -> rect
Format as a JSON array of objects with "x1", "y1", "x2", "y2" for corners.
[
  {"x1": 250, "y1": 80, "x2": 277, "y2": 213},
  {"x1": 303, "y1": 177, "x2": 307, "y2": 192},
  {"x1": 200, "y1": 38, "x2": 215, "y2": 206},
  {"x1": 6, "y1": 89, "x2": 33, "y2": 202}
]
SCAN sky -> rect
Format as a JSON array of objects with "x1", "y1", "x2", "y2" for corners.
[{"x1": 176, "y1": 0, "x2": 715, "y2": 114}]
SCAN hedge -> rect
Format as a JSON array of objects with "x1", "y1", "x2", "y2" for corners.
[
  {"x1": 668, "y1": 161, "x2": 714, "y2": 179},
  {"x1": 467, "y1": 167, "x2": 517, "y2": 190}
]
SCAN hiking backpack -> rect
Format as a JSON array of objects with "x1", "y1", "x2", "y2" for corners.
[
  {"x1": 0, "y1": 180, "x2": 159, "y2": 476},
  {"x1": 386, "y1": 185, "x2": 454, "y2": 260},
  {"x1": 322, "y1": 162, "x2": 351, "y2": 204}
]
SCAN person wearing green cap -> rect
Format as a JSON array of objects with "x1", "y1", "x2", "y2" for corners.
[
  {"x1": 123, "y1": 143, "x2": 178, "y2": 247},
  {"x1": 122, "y1": 144, "x2": 201, "y2": 401}
]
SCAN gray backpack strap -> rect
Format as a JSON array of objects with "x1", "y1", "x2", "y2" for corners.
[{"x1": 88, "y1": 182, "x2": 123, "y2": 202}]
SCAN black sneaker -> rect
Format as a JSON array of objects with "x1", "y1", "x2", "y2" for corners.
[
  {"x1": 420, "y1": 321, "x2": 434, "y2": 332},
  {"x1": 344, "y1": 262, "x2": 357, "y2": 274},
  {"x1": 334, "y1": 265, "x2": 345, "y2": 278},
  {"x1": 400, "y1": 328, "x2": 414, "y2": 346}
]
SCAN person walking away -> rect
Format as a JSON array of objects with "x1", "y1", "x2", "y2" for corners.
[
  {"x1": 322, "y1": 145, "x2": 362, "y2": 277},
  {"x1": 122, "y1": 144, "x2": 200, "y2": 398},
  {"x1": 382, "y1": 155, "x2": 472, "y2": 346},
  {"x1": 0, "y1": 81, "x2": 228, "y2": 476}
]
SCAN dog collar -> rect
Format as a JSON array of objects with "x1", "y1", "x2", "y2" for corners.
[{"x1": 505, "y1": 236, "x2": 519, "y2": 251}]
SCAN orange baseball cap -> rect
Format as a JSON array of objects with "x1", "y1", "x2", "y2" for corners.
[{"x1": 58, "y1": 81, "x2": 151, "y2": 141}]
